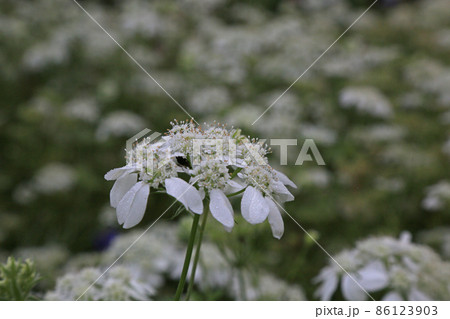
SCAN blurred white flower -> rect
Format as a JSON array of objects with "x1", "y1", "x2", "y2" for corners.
[
  {"x1": 418, "y1": 227, "x2": 450, "y2": 260},
  {"x1": 419, "y1": 0, "x2": 450, "y2": 30},
  {"x1": 45, "y1": 265, "x2": 154, "y2": 301},
  {"x1": 179, "y1": 0, "x2": 226, "y2": 15},
  {"x1": 32, "y1": 163, "x2": 76, "y2": 195},
  {"x1": 422, "y1": 180, "x2": 450, "y2": 212},
  {"x1": 315, "y1": 233, "x2": 450, "y2": 301},
  {"x1": 404, "y1": 59, "x2": 450, "y2": 106},
  {"x1": 22, "y1": 37, "x2": 68, "y2": 70},
  {"x1": 96, "y1": 111, "x2": 146, "y2": 141},
  {"x1": 225, "y1": 105, "x2": 261, "y2": 128},
  {"x1": 188, "y1": 87, "x2": 231, "y2": 114},
  {"x1": 300, "y1": 125, "x2": 337, "y2": 146},
  {"x1": 104, "y1": 224, "x2": 179, "y2": 280},
  {"x1": 321, "y1": 43, "x2": 398, "y2": 78},
  {"x1": 100, "y1": 223, "x2": 305, "y2": 300},
  {"x1": 350, "y1": 125, "x2": 405, "y2": 144},
  {"x1": 64, "y1": 98, "x2": 99, "y2": 122},
  {"x1": 12, "y1": 182, "x2": 36, "y2": 205},
  {"x1": 339, "y1": 87, "x2": 392, "y2": 119},
  {"x1": 297, "y1": 168, "x2": 331, "y2": 189},
  {"x1": 120, "y1": 2, "x2": 171, "y2": 38}
]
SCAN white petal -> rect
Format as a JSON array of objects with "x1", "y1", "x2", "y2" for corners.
[
  {"x1": 241, "y1": 186, "x2": 269, "y2": 224},
  {"x1": 224, "y1": 179, "x2": 245, "y2": 195},
  {"x1": 104, "y1": 166, "x2": 134, "y2": 181},
  {"x1": 274, "y1": 169, "x2": 297, "y2": 188},
  {"x1": 123, "y1": 182, "x2": 150, "y2": 229},
  {"x1": 184, "y1": 193, "x2": 204, "y2": 215},
  {"x1": 357, "y1": 260, "x2": 389, "y2": 291},
  {"x1": 165, "y1": 177, "x2": 190, "y2": 203},
  {"x1": 265, "y1": 198, "x2": 284, "y2": 239},
  {"x1": 170, "y1": 152, "x2": 185, "y2": 157},
  {"x1": 116, "y1": 182, "x2": 149, "y2": 228},
  {"x1": 209, "y1": 189, "x2": 234, "y2": 229},
  {"x1": 382, "y1": 291, "x2": 403, "y2": 301},
  {"x1": 116, "y1": 183, "x2": 138, "y2": 225},
  {"x1": 341, "y1": 274, "x2": 368, "y2": 301},
  {"x1": 165, "y1": 177, "x2": 203, "y2": 214},
  {"x1": 408, "y1": 288, "x2": 431, "y2": 301},
  {"x1": 198, "y1": 188, "x2": 206, "y2": 200},
  {"x1": 234, "y1": 160, "x2": 246, "y2": 168},
  {"x1": 272, "y1": 181, "x2": 294, "y2": 202},
  {"x1": 314, "y1": 268, "x2": 338, "y2": 301},
  {"x1": 110, "y1": 173, "x2": 137, "y2": 208}
]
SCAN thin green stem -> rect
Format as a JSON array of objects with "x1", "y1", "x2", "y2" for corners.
[
  {"x1": 174, "y1": 213, "x2": 200, "y2": 301},
  {"x1": 230, "y1": 167, "x2": 243, "y2": 180},
  {"x1": 238, "y1": 270, "x2": 247, "y2": 301},
  {"x1": 226, "y1": 187, "x2": 247, "y2": 198},
  {"x1": 185, "y1": 206, "x2": 209, "y2": 301}
]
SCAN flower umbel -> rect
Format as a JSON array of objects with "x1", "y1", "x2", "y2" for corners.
[{"x1": 105, "y1": 120, "x2": 297, "y2": 238}]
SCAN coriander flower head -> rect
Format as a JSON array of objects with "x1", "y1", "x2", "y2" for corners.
[{"x1": 105, "y1": 120, "x2": 297, "y2": 239}]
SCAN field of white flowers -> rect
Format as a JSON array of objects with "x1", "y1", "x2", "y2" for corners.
[{"x1": 0, "y1": 0, "x2": 449, "y2": 301}]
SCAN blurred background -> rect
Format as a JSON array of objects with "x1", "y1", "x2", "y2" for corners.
[{"x1": 0, "y1": 0, "x2": 449, "y2": 300}]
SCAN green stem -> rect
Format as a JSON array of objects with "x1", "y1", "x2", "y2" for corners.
[
  {"x1": 230, "y1": 167, "x2": 242, "y2": 179},
  {"x1": 174, "y1": 213, "x2": 200, "y2": 301},
  {"x1": 238, "y1": 270, "x2": 247, "y2": 301},
  {"x1": 226, "y1": 187, "x2": 247, "y2": 198},
  {"x1": 185, "y1": 206, "x2": 209, "y2": 301}
]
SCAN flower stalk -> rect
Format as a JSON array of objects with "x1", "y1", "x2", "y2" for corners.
[
  {"x1": 174, "y1": 213, "x2": 200, "y2": 301},
  {"x1": 185, "y1": 206, "x2": 209, "y2": 300}
]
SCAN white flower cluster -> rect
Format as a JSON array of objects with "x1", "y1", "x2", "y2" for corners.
[
  {"x1": 96, "y1": 111, "x2": 146, "y2": 141},
  {"x1": 103, "y1": 223, "x2": 181, "y2": 283},
  {"x1": 13, "y1": 162, "x2": 77, "y2": 204},
  {"x1": 99, "y1": 223, "x2": 305, "y2": 300},
  {"x1": 320, "y1": 40, "x2": 398, "y2": 78},
  {"x1": 196, "y1": 242, "x2": 305, "y2": 301},
  {"x1": 64, "y1": 98, "x2": 99, "y2": 123},
  {"x1": 418, "y1": 227, "x2": 450, "y2": 261},
  {"x1": 314, "y1": 233, "x2": 450, "y2": 301},
  {"x1": 45, "y1": 265, "x2": 154, "y2": 301},
  {"x1": 46, "y1": 222, "x2": 304, "y2": 301},
  {"x1": 339, "y1": 86, "x2": 392, "y2": 119},
  {"x1": 33, "y1": 163, "x2": 76, "y2": 194},
  {"x1": 105, "y1": 121, "x2": 296, "y2": 238},
  {"x1": 404, "y1": 58, "x2": 450, "y2": 107},
  {"x1": 421, "y1": 180, "x2": 450, "y2": 212}
]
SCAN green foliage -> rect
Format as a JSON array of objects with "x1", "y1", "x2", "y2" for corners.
[{"x1": 0, "y1": 257, "x2": 40, "y2": 301}]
